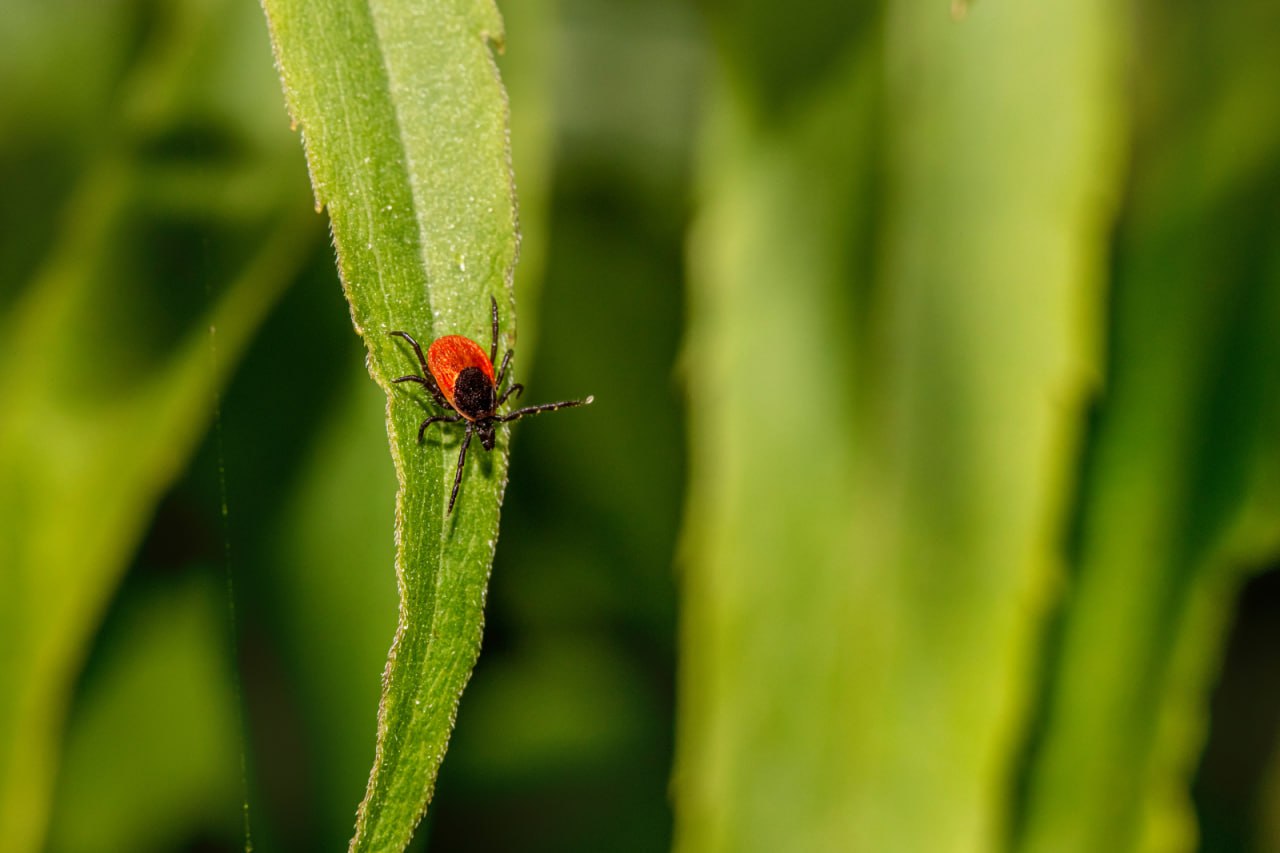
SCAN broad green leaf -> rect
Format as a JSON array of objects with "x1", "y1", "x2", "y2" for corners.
[
  {"x1": 0, "y1": 0, "x2": 315, "y2": 847},
  {"x1": 258, "y1": 0, "x2": 519, "y2": 847},
  {"x1": 675, "y1": 2, "x2": 1123, "y2": 850}
]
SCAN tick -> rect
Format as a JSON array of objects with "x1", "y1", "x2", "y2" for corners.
[{"x1": 390, "y1": 297, "x2": 594, "y2": 514}]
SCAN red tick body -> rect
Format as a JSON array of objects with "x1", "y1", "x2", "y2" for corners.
[
  {"x1": 390, "y1": 297, "x2": 593, "y2": 515},
  {"x1": 426, "y1": 335, "x2": 496, "y2": 420}
]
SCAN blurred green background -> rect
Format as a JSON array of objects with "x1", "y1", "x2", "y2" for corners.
[{"x1": 2, "y1": 0, "x2": 1279, "y2": 851}]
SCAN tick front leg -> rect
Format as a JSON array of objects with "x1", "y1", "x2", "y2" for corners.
[
  {"x1": 390, "y1": 332, "x2": 451, "y2": 409},
  {"x1": 417, "y1": 413, "x2": 462, "y2": 443},
  {"x1": 394, "y1": 375, "x2": 451, "y2": 410},
  {"x1": 497, "y1": 382, "x2": 524, "y2": 407},
  {"x1": 488, "y1": 296, "x2": 500, "y2": 366},
  {"x1": 390, "y1": 330, "x2": 429, "y2": 374},
  {"x1": 495, "y1": 348, "x2": 513, "y2": 389}
]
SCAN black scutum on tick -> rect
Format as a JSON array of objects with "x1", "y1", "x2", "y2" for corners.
[{"x1": 454, "y1": 366, "x2": 496, "y2": 421}]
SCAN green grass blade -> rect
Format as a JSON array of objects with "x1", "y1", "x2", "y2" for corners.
[
  {"x1": 46, "y1": 577, "x2": 244, "y2": 852},
  {"x1": 0, "y1": 3, "x2": 315, "y2": 847},
  {"x1": 0, "y1": 201, "x2": 313, "y2": 853},
  {"x1": 676, "y1": 2, "x2": 1122, "y2": 849},
  {"x1": 1014, "y1": 3, "x2": 1280, "y2": 846},
  {"x1": 258, "y1": 0, "x2": 519, "y2": 847},
  {"x1": 497, "y1": 0, "x2": 555, "y2": 357},
  {"x1": 271, "y1": 365, "x2": 400, "y2": 846},
  {"x1": 1015, "y1": 191, "x2": 1280, "y2": 853}
]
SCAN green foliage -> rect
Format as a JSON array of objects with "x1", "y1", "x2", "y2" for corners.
[
  {"x1": 1015, "y1": 2, "x2": 1280, "y2": 848},
  {"x1": 677, "y1": 1, "x2": 1122, "y2": 848},
  {"x1": 0, "y1": 0, "x2": 314, "y2": 848},
  {"x1": 3, "y1": 0, "x2": 1278, "y2": 850},
  {"x1": 259, "y1": 0, "x2": 520, "y2": 846},
  {"x1": 677, "y1": 1, "x2": 1280, "y2": 851},
  {"x1": 46, "y1": 577, "x2": 243, "y2": 853}
]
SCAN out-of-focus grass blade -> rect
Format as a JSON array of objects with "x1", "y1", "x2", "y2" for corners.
[
  {"x1": 676, "y1": 2, "x2": 1122, "y2": 850},
  {"x1": 0, "y1": 201, "x2": 313, "y2": 851},
  {"x1": 270, "y1": 365, "x2": 399, "y2": 846},
  {"x1": 258, "y1": 0, "x2": 519, "y2": 847},
  {"x1": 0, "y1": 2, "x2": 315, "y2": 848},
  {"x1": 1016, "y1": 181, "x2": 1280, "y2": 853},
  {"x1": 498, "y1": 0, "x2": 555, "y2": 359},
  {"x1": 45, "y1": 577, "x2": 244, "y2": 853},
  {"x1": 1014, "y1": 1, "x2": 1280, "y2": 848}
]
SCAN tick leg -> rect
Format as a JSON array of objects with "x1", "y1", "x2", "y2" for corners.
[
  {"x1": 395, "y1": 374, "x2": 450, "y2": 410},
  {"x1": 489, "y1": 296, "x2": 500, "y2": 367},
  {"x1": 417, "y1": 413, "x2": 462, "y2": 443},
  {"x1": 448, "y1": 426, "x2": 474, "y2": 514},
  {"x1": 390, "y1": 330, "x2": 429, "y2": 374},
  {"x1": 497, "y1": 382, "x2": 524, "y2": 407},
  {"x1": 494, "y1": 348, "x2": 525, "y2": 405},
  {"x1": 501, "y1": 396, "x2": 594, "y2": 422},
  {"x1": 495, "y1": 348, "x2": 514, "y2": 389},
  {"x1": 390, "y1": 332, "x2": 451, "y2": 408}
]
